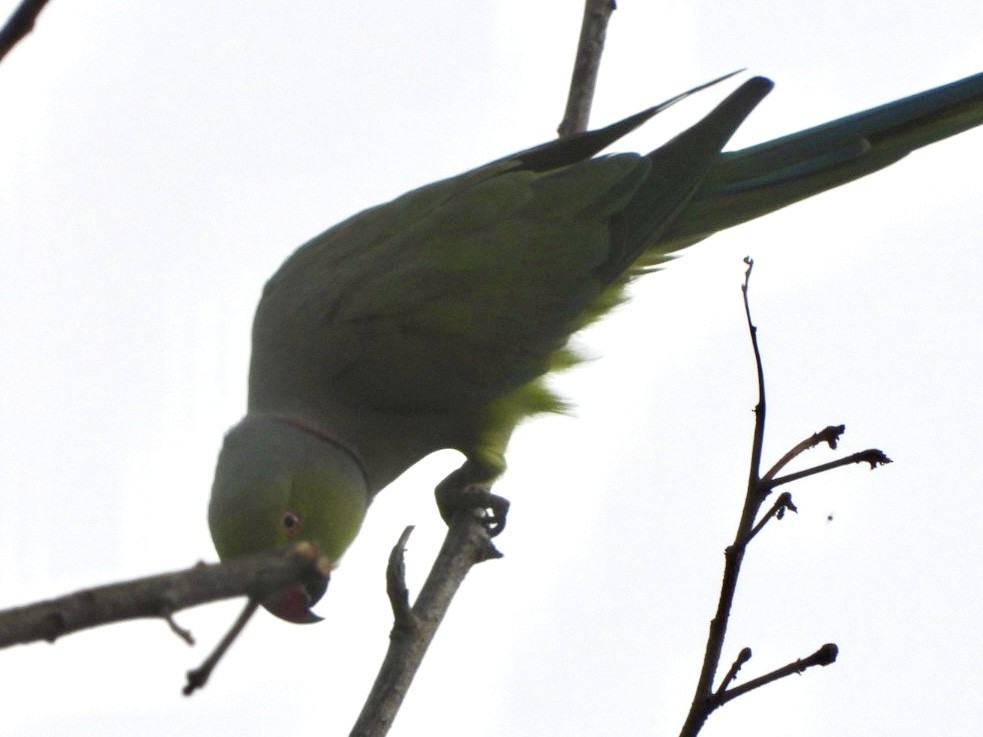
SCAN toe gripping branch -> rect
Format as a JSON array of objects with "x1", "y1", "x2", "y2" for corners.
[{"x1": 435, "y1": 468, "x2": 511, "y2": 537}]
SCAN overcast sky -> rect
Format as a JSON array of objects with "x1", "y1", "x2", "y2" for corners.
[{"x1": 1, "y1": 2, "x2": 981, "y2": 737}]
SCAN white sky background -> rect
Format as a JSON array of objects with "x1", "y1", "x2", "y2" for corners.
[{"x1": 1, "y1": 2, "x2": 981, "y2": 736}]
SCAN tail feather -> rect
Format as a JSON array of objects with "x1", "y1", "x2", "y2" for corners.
[
  {"x1": 597, "y1": 76, "x2": 774, "y2": 281},
  {"x1": 654, "y1": 70, "x2": 983, "y2": 252},
  {"x1": 502, "y1": 70, "x2": 748, "y2": 174}
]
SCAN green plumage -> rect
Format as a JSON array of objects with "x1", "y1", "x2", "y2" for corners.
[
  {"x1": 248, "y1": 77, "x2": 772, "y2": 491},
  {"x1": 209, "y1": 71, "x2": 983, "y2": 621}
]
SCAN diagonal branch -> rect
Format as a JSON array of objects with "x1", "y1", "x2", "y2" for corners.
[
  {"x1": 715, "y1": 644, "x2": 839, "y2": 707},
  {"x1": 183, "y1": 598, "x2": 262, "y2": 696},
  {"x1": 769, "y1": 450, "x2": 892, "y2": 488},
  {"x1": 349, "y1": 516, "x2": 502, "y2": 737},
  {"x1": 0, "y1": 0, "x2": 53, "y2": 64},
  {"x1": 745, "y1": 492, "x2": 797, "y2": 543},
  {"x1": 558, "y1": 0, "x2": 616, "y2": 137},
  {"x1": 762, "y1": 425, "x2": 846, "y2": 482},
  {"x1": 715, "y1": 647, "x2": 753, "y2": 695}
]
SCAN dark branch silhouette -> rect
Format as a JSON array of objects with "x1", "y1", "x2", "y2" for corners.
[
  {"x1": 676, "y1": 259, "x2": 890, "y2": 737},
  {"x1": 184, "y1": 598, "x2": 262, "y2": 695},
  {"x1": 349, "y1": 518, "x2": 502, "y2": 737},
  {"x1": 0, "y1": 0, "x2": 53, "y2": 64}
]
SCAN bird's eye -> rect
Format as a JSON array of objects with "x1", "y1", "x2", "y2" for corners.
[{"x1": 281, "y1": 511, "x2": 301, "y2": 535}]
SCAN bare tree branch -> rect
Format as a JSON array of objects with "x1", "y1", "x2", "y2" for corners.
[
  {"x1": 0, "y1": 0, "x2": 53, "y2": 64},
  {"x1": 763, "y1": 425, "x2": 846, "y2": 481},
  {"x1": 745, "y1": 491, "x2": 797, "y2": 543},
  {"x1": 680, "y1": 259, "x2": 771, "y2": 737},
  {"x1": 677, "y1": 260, "x2": 889, "y2": 737},
  {"x1": 770, "y1": 449, "x2": 892, "y2": 488},
  {"x1": 350, "y1": 516, "x2": 502, "y2": 737},
  {"x1": 0, "y1": 543, "x2": 328, "y2": 649},
  {"x1": 558, "y1": 0, "x2": 616, "y2": 137},
  {"x1": 184, "y1": 598, "x2": 262, "y2": 695},
  {"x1": 715, "y1": 644, "x2": 839, "y2": 707},
  {"x1": 715, "y1": 647, "x2": 752, "y2": 695}
]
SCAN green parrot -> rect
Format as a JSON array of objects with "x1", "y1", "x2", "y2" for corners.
[{"x1": 209, "y1": 71, "x2": 983, "y2": 622}]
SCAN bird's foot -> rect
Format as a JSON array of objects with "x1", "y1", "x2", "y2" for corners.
[{"x1": 435, "y1": 470, "x2": 510, "y2": 537}]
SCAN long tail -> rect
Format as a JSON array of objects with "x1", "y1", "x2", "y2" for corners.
[{"x1": 652, "y1": 70, "x2": 983, "y2": 254}]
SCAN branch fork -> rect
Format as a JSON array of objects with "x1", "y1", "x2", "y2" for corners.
[{"x1": 677, "y1": 259, "x2": 890, "y2": 737}]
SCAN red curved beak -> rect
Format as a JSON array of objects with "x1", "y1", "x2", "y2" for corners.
[{"x1": 262, "y1": 574, "x2": 329, "y2": 624}]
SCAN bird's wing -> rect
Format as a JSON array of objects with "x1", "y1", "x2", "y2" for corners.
[
  {"x1": 248, "y1": 154, "x2": 649, "y2": 416},
  {"x1": 248, "y1": 78, "x2": 772, "y2": 418}
]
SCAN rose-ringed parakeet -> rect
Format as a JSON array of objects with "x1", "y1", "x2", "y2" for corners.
[{"x1": 208, "y1": 71, "x2": 983, "y2": 622}]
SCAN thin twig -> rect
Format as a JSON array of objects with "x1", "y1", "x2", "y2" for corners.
[
  {"x1": 745, "y1": 492, "x2": 797, "y2": 543},
  {"x1": 715, "y1": 647, "x2": 752, "y2": 695},
  {"x1": 163, "y1": 611, "x2": 196, "y2": 646},
  {"x1": 386, "y1": 526, "x2": 417, "y2": 630},
  {"x1": 677, "y1": 259, "x2": 890, "y2": 736},
  {"x1": 679, "y1": 260, "x2": 771, "y2": 737},
  {"x1": 0, "y1": 0, "x2": 52, "y2": 64},
  {"x1": 762, "y1": 425, "x2": 846, "y2": 482},
  {"x1": 770, "y1": 450, "x2": 892, "y2": 488},
  {"x1": 742, "y1": 257, "x2": 767, "y2": 488},
  {"x1": 715, "y1": 644, "x2": 839, "y2": 706},
  {"x1": 183, "y1": 598, "x2": 261, "y2": 696},
  {"x1": 557, "y1": 0, "x2": 616, "y2": 137}
]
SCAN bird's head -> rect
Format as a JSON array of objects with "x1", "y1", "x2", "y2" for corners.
[{"x1": 208, "y1": 414, "x2": 369, "y2": 623}]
